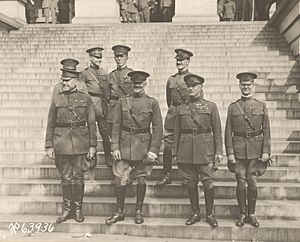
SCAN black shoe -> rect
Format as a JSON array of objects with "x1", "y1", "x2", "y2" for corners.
[
  {"x1": 156, "y1": 172, "x2": 172, "y2": 186},
  {"x1": 105, "y1": 210, "x2": 125, "y2": 225},
  {"x1": 56, "y1": 207, "x2": 73, "y2": 223},
  {"x1": 248, "y1": 214, "x2": 259, "y2": 227},
  {"x1": 236, "y1": 213, "x2": 247, "y2": 227},
  {"x1": 135, "y1": 210, "x2": 144, "y2": 224},
  {"x1": 74, "y1": 202, "x2": 84, "y2": 223},
  {"x1": 185, "y1": 213, "x2": 201, "y2": 225},
  {"x1": 206, "y1": 215, "x2": 218, "y2": 228}
]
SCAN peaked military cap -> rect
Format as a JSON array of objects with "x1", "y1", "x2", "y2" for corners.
[
  {"x1": 184, "y1": 73, "x2": 205, "y2": 86},
  {"x1": 86, "y1": 47, "x2": 104, "y2": 58},
  {"x1": 61, "y1": 70, "x2": 79, "y2": 80},
  {"x1": 175, "y1": 48, "x2": 193, "y2": 60},
  {"x1": 60, "y1": 58, "x2": 80, "y2": 73},
  {"x1": 236, "y1": 72, "x2": 257, "y2": 82},
  {"x1": 127, "y1": 71, "x2": 150, "y2": 83},
  {"x1": 112, "y1": 45, "x2": 131, "y2": 55}
]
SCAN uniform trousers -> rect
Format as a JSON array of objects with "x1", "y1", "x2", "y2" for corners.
[{"x1": 56, "y1": 154, "x2": 85, "y2": 185}]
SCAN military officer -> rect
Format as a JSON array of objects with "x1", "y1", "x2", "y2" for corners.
[
  {"x1": 107, "y1": 45, "x2": 134, "y2": 135},
  {"x1": 45, "y1": 58, "x2": 97, "y2": 223},
  {"x1": 79, "y1": 47, "x2": 112, "y2": 167},
  {"x1": 156, "y1": 48, "x2": 193, "y2": 186},
  {"x1": 173, "y1": 74, "x2": 223, "y2": 227},
  {"x1": 105, "y1": 71, "x2": 163, "y2": 225},
  {"x1": 225, "y1": 72, "x2": 271, "y2": 228}
]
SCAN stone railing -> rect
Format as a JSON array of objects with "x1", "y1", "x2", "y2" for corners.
[
  {"x1": 269, "y1": 0, "x2": 300, "y2": 57},
  {"x1": 0, "y1": 12, "x2": 22, "y2": 32}
]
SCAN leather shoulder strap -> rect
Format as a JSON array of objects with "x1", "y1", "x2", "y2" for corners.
[{"x1": 126, "y1": 96, "x2": 141, "y2": 128}]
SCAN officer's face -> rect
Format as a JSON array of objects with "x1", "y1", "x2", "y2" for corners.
[
  {"x1": 61, "y1": 77, "x2": 77, "y2": 92},
  {"x1": 239, "y1": 80, "x2": 254, "y2": 96},
  {"x1": 114, "y1": 54, "x2": 128, "y2": 67},
  {"x1": 188, "y1": 84, "x2": 203, "y2": 98},
  {"x1": 132, "y1": 81, "x2": 146, "y2": 94},
  {"x1": 176, "y1": 58, "x2": 190, "y2": 71},
  {"x1": 90, "y1": 56, "x2": 102, "y2": 67}
]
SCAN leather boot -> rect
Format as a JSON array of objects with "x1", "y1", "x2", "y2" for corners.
[
  {"x1": 236, "y1": 188, "x2": 247, "y2": 227},
  {"x1": 248, "y1": 189, "x2": 259, "y2": 227},
  {"x1": 135, "y1": 184, "x2": 146, "y2": 224},
  {"x1": 73, "y1": 183, "x2": 85, "y2": 223},
  {"x1": 204, "y1": 188, "x2": 218, "y2": 228},
  {"x1": 156, "y1": 148, "x2": 172, "y2": 186},
  {"x1": 156, "y1": 171, "x2": 171, "y2": 186},
  {"x1": 105, "y1": 186, "x2": 126, "y2": 225},
  {"x1": 56, "y1": 184, "x2": 73, "y2": 223},
  {"x1": 185, "y1": 186, "x2": 200, "y2": 225}
]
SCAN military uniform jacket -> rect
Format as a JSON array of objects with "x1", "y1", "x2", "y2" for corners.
[
  {"x1": 111, "y1": 93, "x2": 163, "y2": 161},
  {"x1": 225, "y1": 97, "x2": 271, "y2": 160},
  {"x1": 79, "y1": 66, "x2": 109, "y2": 118},
  {"x1": 107, "y1": 66, "x2": 133, "y2": 123},
  {"x1": 45, "y1": 83, "x2": 97, "y2": 155},
  {"x1": 173, "y1": 98, "x2": 223, "y2": 164},
  {"x1": 164, "y1": 71, "x2": 190, "y2": 130}
]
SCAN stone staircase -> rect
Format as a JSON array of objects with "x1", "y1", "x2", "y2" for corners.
[{"x1": 0, "y1": 22, "x2": 299, "y2": 241}]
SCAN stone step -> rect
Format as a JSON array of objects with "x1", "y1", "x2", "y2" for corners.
[
  {"x1": 0, "y1": 195, "x2": 299, "y2": 220},
  {"x1": 0, "y1": 106, "x2": 296, "y2": 118},
  {"x1": 1, "y1": 138, "x2": 300, "y2": 153},
  {"x1": 0, "y1": 125, "x2": 298, "y2": 142},
  {"x1": 0, "y1": 214, "x2": 298, "y2": 242},
  {"x1": 0, "y1": 65, "x2": 296, "y2": 74},
  {"x1": 0, "y1": 92, "x2": 297, "y2": 104},
  {"x1": 0, "y1": 51, "x2": 289, "y2": 61},
  {"x1": 0, "y1": 165, "x2": 299, "y2": 183},
  {"x1": 0, "y1": 98, "x2": 299, "y2": 111},
  {"x1": 0, "y1": 231, "x2": 225, "y2": 242},
  {"x1": 0, "y1": 59, "x2": 294, "y2": 68},
  {"x1": 0, "y1": 180, "x2": 299, "y2": 200},
  {"x1": 0, "y1": 151, "x2": 298, "y2": 167},
  {"x1": 1, "y1": 71, "x2": 298, "y2": 80}
]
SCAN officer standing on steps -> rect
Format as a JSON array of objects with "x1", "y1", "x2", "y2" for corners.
[
  {"x1": 45, "y1": 58, "x2": 97, "y2": 224},
  {"x1": 105, "y1": 71, "x2": 163, "y2": 225},
  {"x1": 79, "y1": 47, "x2": 113, "y2": 167},
  {"x1": 173, "y1": 74, "x2": 223, "y2": 228},
  {"x1": 225, "y1": 72, "x2": 271, "y2": 228},
  {"x1": 156, "y1": 48, "x2": 193, "y2": 186},
  {"x1": 107, "y1": 45, "x2": 134, "y2": 136}
]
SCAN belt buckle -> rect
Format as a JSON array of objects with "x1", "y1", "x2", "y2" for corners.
[
  {"x1": 130, "y1": 127, "x2": 136, "y2": 134},
  {"x1": 70, "y1": 121, "x2": 76, "y2": 129},
  {"x1": 246, "y1": 132, "x2": 251, "y2": 138},
  {"x1": 192, "y1": 128, "x2": 198, "y2": 135}
]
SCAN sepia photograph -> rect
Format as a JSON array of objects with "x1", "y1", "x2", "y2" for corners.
[{"x1": 0, "y1": 0, "x2": 299, "y2": 241}]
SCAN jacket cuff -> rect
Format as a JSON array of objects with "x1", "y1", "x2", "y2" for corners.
[
  {"x1": 149, "y1": 146, "x2": 160, "y2": 155},
  {"x1": 45, "y1": 140, "x2": 53, "y2": 148},
  {"x1": 111, "y1": 143, "x2": 119, "y2": 151},
  {"x1": 89, "y1": 139, "x2": 97, "y2": 147},
  {"x1": 226, "y1": 147, "x2": 234, "y2": 156}
]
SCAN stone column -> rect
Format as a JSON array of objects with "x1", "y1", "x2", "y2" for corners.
[
  {"x1": 72, "y1": 0, "x2": 120, "y2": 23},
  {"x1": 0, "y1": 0, "x2": 26, "y2": 23},
  {"x1": 172, "y1": 0, "x2": 218, "y2": 22}
]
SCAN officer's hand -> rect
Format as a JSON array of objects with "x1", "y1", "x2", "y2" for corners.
[
  {"x1": 144, "y1": 152, "x2": 157, "y2": 165},
  {"x1": 112, "y1": 150, "x2": 122, "y2": 161},
  {"x1": 227, "y1": 154, "x2": 236, "y2": 164},
  {"x1": 259, "y1": 153, "x2": 270, "y2": 163},
  {"x1": 46, "y1": 147, "x2": 55, "y2": 159},
  {"x1": 87, "y1": 146, "x2": 97, "y2": 159}
]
